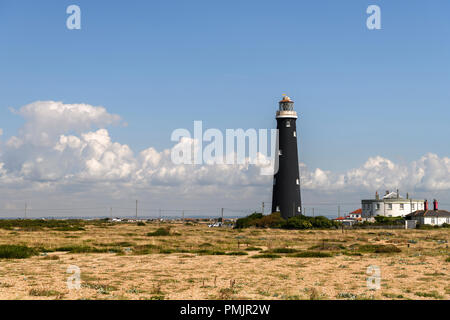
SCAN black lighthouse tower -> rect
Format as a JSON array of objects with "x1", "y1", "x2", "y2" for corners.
[{"x1": 271, "y1": 95, "x2": 302, "y2": 219}]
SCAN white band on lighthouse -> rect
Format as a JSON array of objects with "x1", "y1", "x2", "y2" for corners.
[{"x1": 276, "y1": 110, "x2": 298, "y2": 119}]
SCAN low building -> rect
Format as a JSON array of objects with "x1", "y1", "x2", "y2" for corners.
[
  {"x1": 333, "y1": 209, "x2": 363, "y2": 226},
  {"x1": 349, "y1": 209, "x2": 362, "y2": 219},
  {"x1": 362, "y1": 190, "x2": 425, "y2": 218},
  {"x1": 405, "y1": 199, "x2": 450, "y2": 226}
]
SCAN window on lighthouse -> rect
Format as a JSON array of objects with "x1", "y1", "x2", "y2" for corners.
[
  {"x1": 286, "y1": 121, "x2": 291, "y2": 127},
  {"x1": 296, "y1": 179, "x2": 300, "y2": 185},
  {"x1": 293, "y1": 131, "x2": 296, "y2": 137},
  {"x1": 298, "y1": 207, "x2": 301, "y2": 212},
  {"x1": 278, "y1": 150, "x2": 282, "y2": 156}
]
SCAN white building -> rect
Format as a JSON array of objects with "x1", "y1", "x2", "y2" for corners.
[
  {"x1": 362, "y1": 191, "x2": 425, "y2": 218},
  {"x1": 405, "y1": 199, "x2": 450, "y2": 226}
]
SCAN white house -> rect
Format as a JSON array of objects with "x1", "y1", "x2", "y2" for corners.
[
  {"x1": 362, "y1": 190, "x2": 425, "y2": 218},
  {"x1": 405, "y1": 199, "x2": 450, "y2": 226}
]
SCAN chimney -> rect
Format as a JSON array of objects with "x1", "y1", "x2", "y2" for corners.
[
  {"x1": 375, "y1": 191, "x2": 379, "y2": 200},
  {"x1": 397, "y1": 189, "x2": 399, "y2": 199},
  {"x1": 406, "y1": 192, "x2": 409, "y2": 199},
  {"x1": 424, "y1": 200, "x2": 429, "y2": 211},
  {"x1": 433, "y1": 199, "x2": 438, "y2": 211},
  {"x1": 386, "y1": 190, "x2": 389, "y2": 196}
]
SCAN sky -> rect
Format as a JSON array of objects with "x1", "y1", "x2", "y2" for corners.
[{"x1": 0, "y1": 0, "x2": 449, "y2": 218}]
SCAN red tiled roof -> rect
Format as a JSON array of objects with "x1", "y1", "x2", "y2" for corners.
[{"x1": 350, "y1": 209, "x2": 362, "y2": 214}]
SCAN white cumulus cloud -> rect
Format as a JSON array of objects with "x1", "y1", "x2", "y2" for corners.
[{"x1": 0, "y1": 100, "x2": 449, "y2": 216}]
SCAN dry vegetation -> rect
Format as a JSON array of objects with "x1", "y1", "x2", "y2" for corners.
[{"x1": 0, "y1": 220, "x2": 448, "y2": 300}]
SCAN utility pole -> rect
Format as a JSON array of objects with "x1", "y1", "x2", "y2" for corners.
[
  {"x1": 312, "y1": 208, "x2": 315, "y2": 217},
  {"x1": 261, "y1": 202, "x2": 265, "y2": 214},
  {"x1": 110, "y1": 207, "x2": 112, "y2": 220},
  {"x1": 159, "y1": 209, "x2": 161, "y2": 220},
  {"x1": 135, "y1": 200, "x2": 138, "y2": 219},
  {"x1": 24, "y1": 203, "x2": 27, "y2": 219},
  {"x1": 182, "y1": 210, "x2": 185, "y2": 222},
  {"x1": 338, "y1": 205, "x2": 341, "y2": 218},
  {"x1": 221, "y1": 208, "x2": 224, "y2": 223}
]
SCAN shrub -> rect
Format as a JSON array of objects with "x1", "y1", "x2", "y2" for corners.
[
  {"x1": 29, "y1": 289, "x2": 62, "y2": 297},
  {"x1": 147, "y1": 228, "x2": 171, "y2": 236},
  {"x1": 374, "y1": 216, "x2": 404, "y2": 225},
  {"x1": 271, "y1": 248, "x2": 297, "y2": 254},
  {"x1": 0, "y1": 245, "x2": 38, "y2": 259},
  {"x1": 54, "y1": 245, "x2": 108, "y2": 253},
  {"x1": 251, "y1": 213, "x2": 285, "y2": 228},
  {"x1": 235, "y1": 213, "x2": 337, "y2": 230},
  {"x1": 282, "y1": 215, "x2": 338, "y2": 230},
  {"x1": 283, "y1": 216, "x2": 313, "y2": 229},
  {"x1": 226, "y1": 251, "x2": 248, "y2": 256},
  {"x1": 235, "y1": 213, "x2": 264, "y2": 229},
  {"x1": 245, "y1": 247, "x2": 262, "y2": 251},
  {"x1": 358, "y1": 244, "x2": 401, "y2": 253},
  {"x1": 251, "y1": 253, "x2": 282, "y2": 259},
  {"x1": 415, "y1": 291, "x2": 443, "y2": 299},
  {"x1": 137, "y1": 222, "x2": 146, "y2": 226},
  {"x1": 194, "y1": 250, "x2": 226, "y2": 255},
  {"x1": 309, "y1": 243, "x2": 345, "y2": 251},
  {"x1": 292, "y1": 251, "x2": 333, "y2": 258}
]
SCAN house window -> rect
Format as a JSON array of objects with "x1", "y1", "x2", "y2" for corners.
[
  {"x1": 293, "y1": 131, "x2": 296, "y2": 137},
  {"x1": 376, "y1": 204, "x2": 380, "y2": 210},
  {"x1": 400, "y1": 204, "x2": 404, "y2": 210},
  {"x1": 388, "y1": 204, "x2": 393, "y2": 210},
  {"x1": 412, "y1": 204, "x2": 415, "y2": 210},
  {"x1": 286, "y1": 121, "x2": 291, "y2": 127},
  {"x1": 431, "y1": 218, "x2": 435, "y2": 225}
]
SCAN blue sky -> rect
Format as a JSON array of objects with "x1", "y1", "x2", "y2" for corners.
[{"x1": 0, "y1": 1, "x2": 449, "y2": 217}]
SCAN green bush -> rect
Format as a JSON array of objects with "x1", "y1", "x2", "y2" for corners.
[
  {"x1": 245, "y1": 247, "x2": 262, "y2": 251},
  {"x1": 251, "y1": 253, "x2": 282, "y2": 259},
  {"x1": 54, "y1": 245, "x2": 108, "y2": 253},
  {"x1": 235, "y1": 213, "x2": 337, "y2": 230},
  {"x1": 374, "y1": 216, "x2": 404, "y2": 225},
  {"x1": 194, "y1": 250, "x2": 226, "y2": 255},
  {"x1": 291, "y1": 251, "x2": 333, "y2": 258},
  {"x1": 147, "y1": 228, "x2": 171, "y2": 236},
  {"x1": 282, "y1": 215, "x2": 338, "y2": 229},
  {"x1": 357, "y1": 244, "x2": 401, "y2": 253},
  {"x1": 226, "y1": 251, "x2": 248, "y2": 256},
  {"x1": 251, "y1": 213, "x2": 285, "y2": 228},
  {"x1": 0, "y1": 245, "x2": 38, "y2": 259},
  {"x1": 271, "y1": 248, "x2": 297, "y2": 254},
  {"x1": 235, "y1": 213, "x2": 264, "y2": 229}
]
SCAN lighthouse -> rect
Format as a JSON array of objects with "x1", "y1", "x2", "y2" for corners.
[{"x1": 271, "y1": 95, "x2": 302, "y2": 219}]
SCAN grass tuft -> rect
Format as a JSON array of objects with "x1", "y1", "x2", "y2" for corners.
[
  {"x1": 0, "y1": 245, "x2": 38, "y2": 259},
  {"x1": 291, "y1": 251, "x2": 333, "y2": 258}
]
